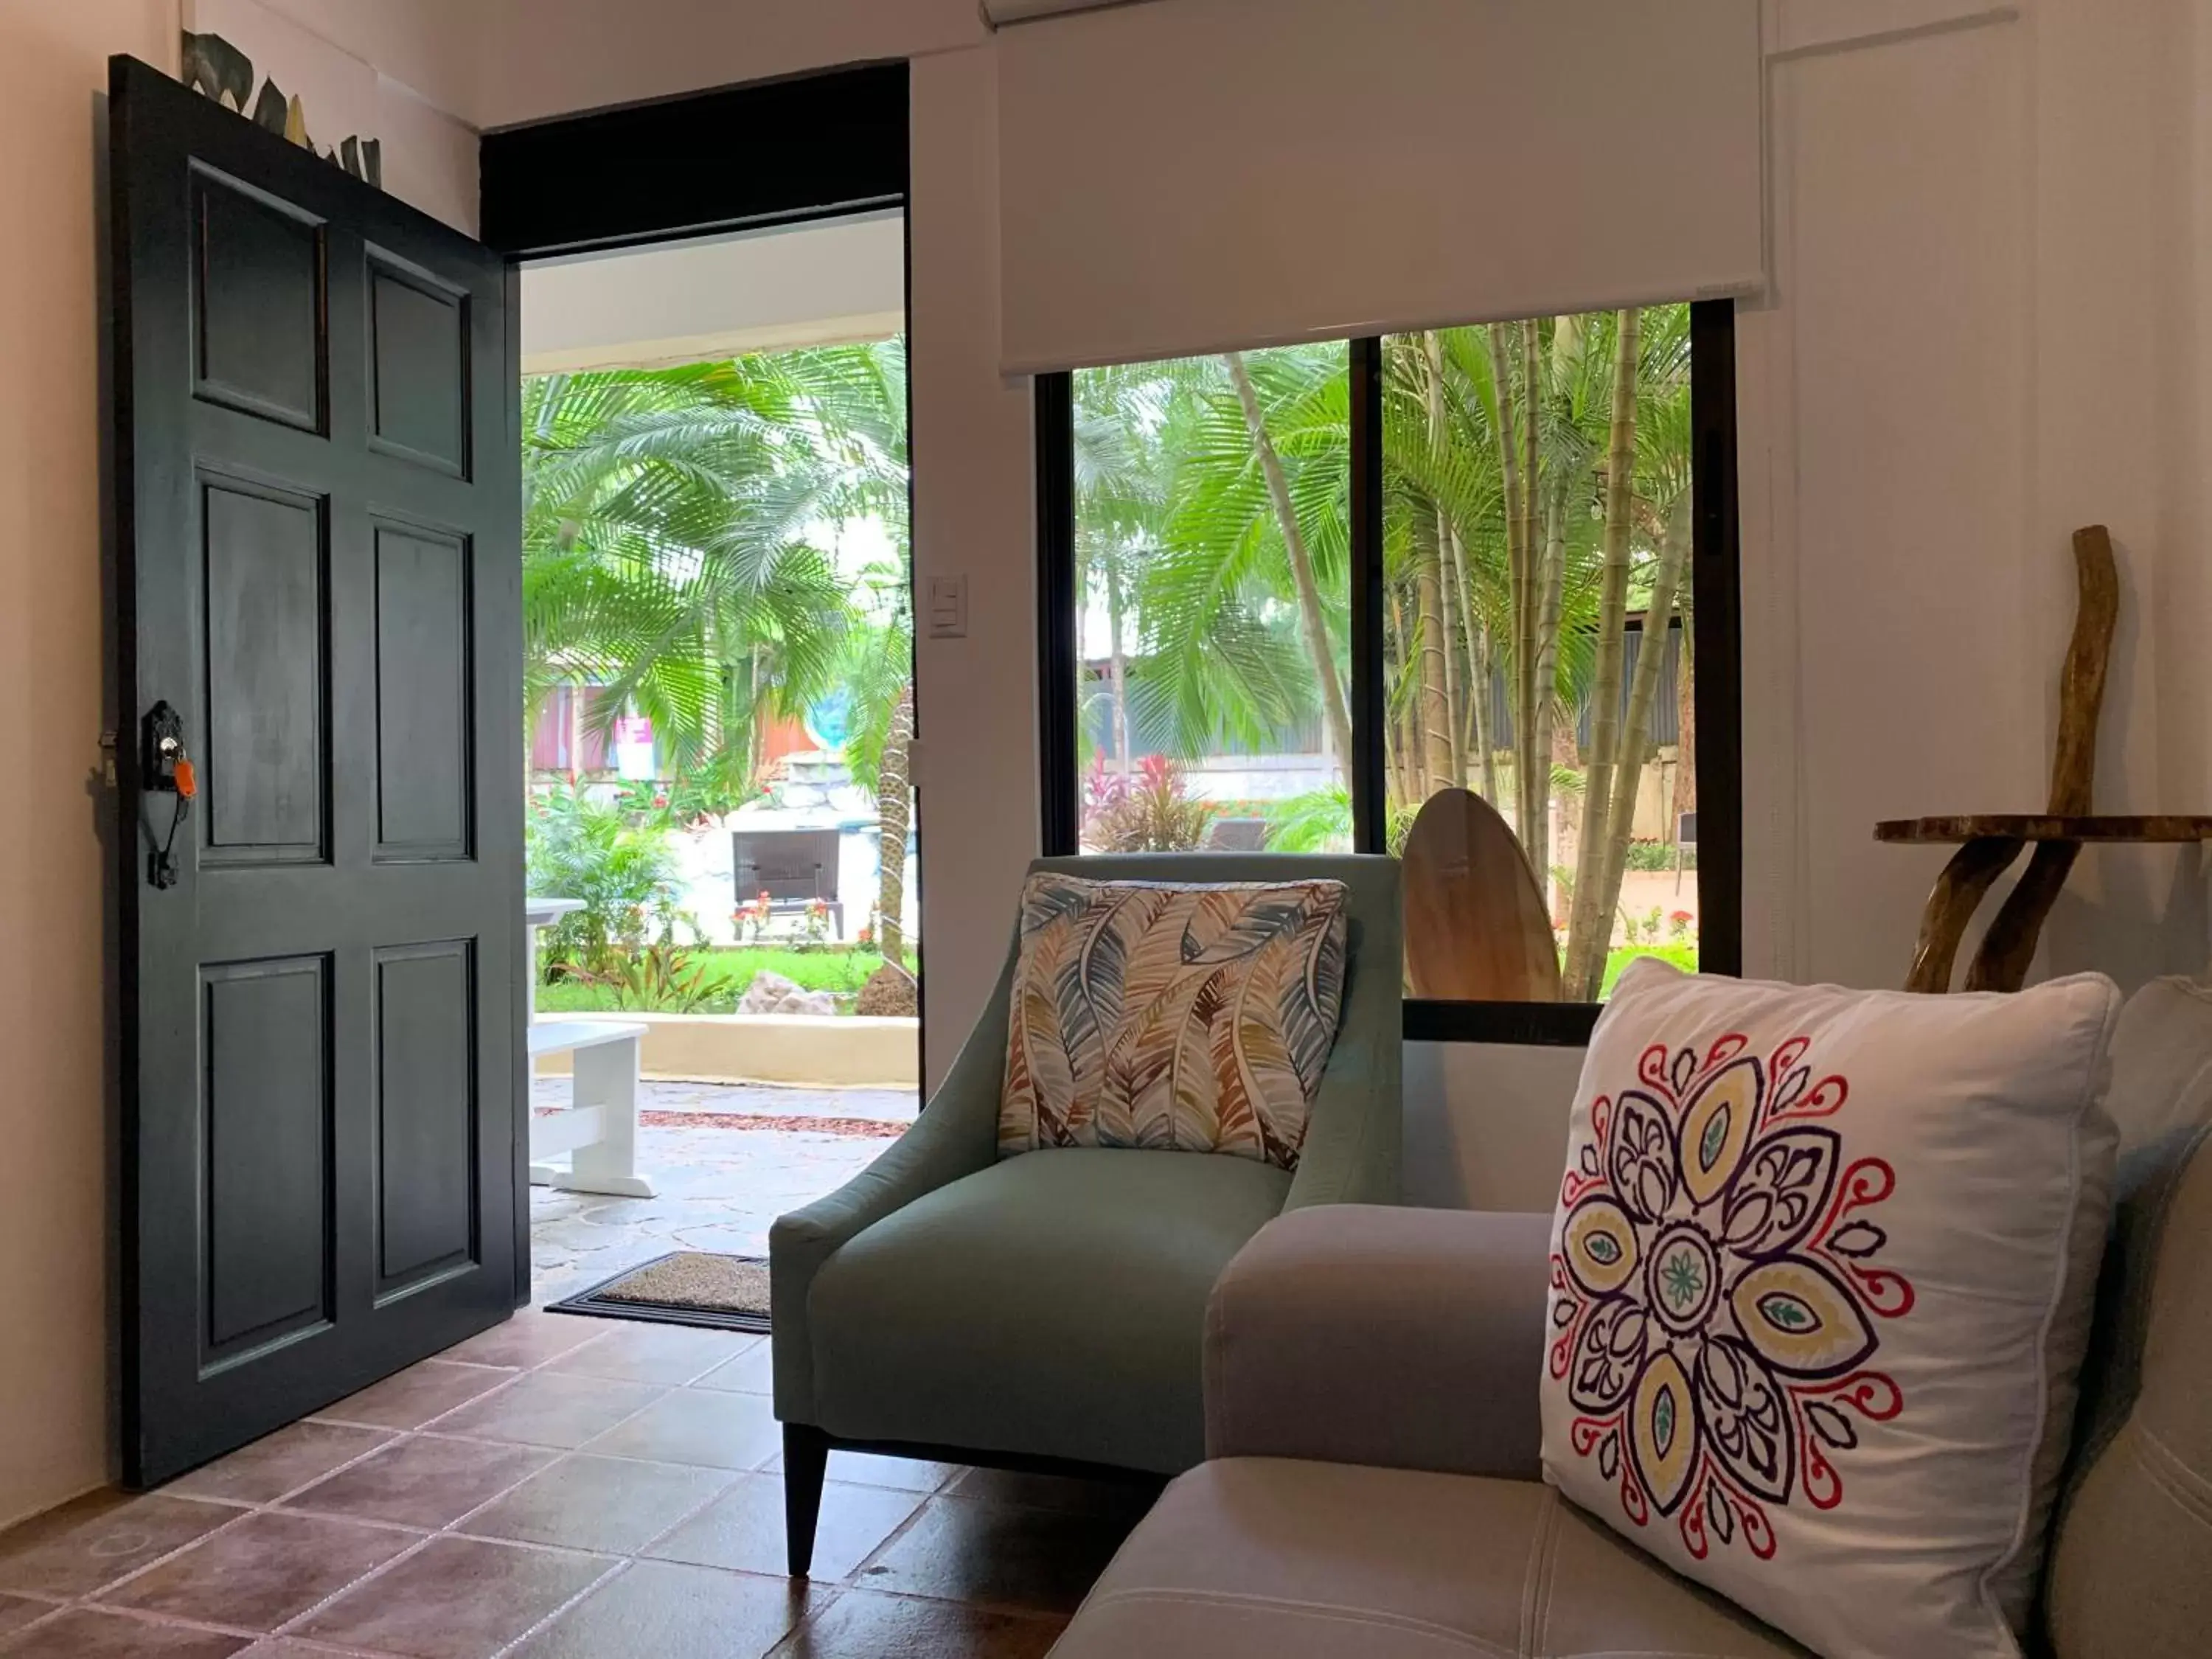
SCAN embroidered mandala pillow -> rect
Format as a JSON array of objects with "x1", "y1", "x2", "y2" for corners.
[
  {"x1": 1540, "y1": 959, "x2": 2121, "y2": 1659},
  {"x1": 998, "y1": 873, "x2": 1349, "y2": 1169}
]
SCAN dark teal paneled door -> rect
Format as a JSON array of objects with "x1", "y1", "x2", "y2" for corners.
[{"x1": 108, "y1": 55, "x2": 525, "y2": 1486}]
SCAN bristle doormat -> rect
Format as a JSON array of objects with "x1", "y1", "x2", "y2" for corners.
[{"x1": 546, "y1": 1251, "x2": 771, "y2": 1332}]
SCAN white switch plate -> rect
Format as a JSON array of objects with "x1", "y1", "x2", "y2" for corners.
[{"x1": 927, "y1": 574, "x2": 968, "y2": 639}]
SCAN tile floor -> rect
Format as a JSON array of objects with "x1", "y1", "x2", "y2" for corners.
[
  {"x1": 0, "y1": 1310, "x2": 1154, "y2": 1658},
  {"x1": 528, "y1": 1082, "x2": 914, "y2": 1303}
]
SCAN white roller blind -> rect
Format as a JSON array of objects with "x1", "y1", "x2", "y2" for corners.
[{"x1": 997, "y1": 0, "x2": 1765, "y2": 373}]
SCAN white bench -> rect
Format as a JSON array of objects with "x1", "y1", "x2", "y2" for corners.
[{"x1": 527, "y1": 1019, "x2": 655, "y2": 1198}]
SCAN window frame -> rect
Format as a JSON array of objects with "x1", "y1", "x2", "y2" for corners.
[{"x1": 1034, "y1": 302, "x2": 1742, "y2": 1047}]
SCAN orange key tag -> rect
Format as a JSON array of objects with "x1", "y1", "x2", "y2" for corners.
[{"x1": 173, "y1": 758, "x2": 198, "y2": 800}]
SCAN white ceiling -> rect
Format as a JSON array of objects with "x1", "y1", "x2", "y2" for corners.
[{"x1": 519, "y1": 212, "x2": 905, "y2": 374}]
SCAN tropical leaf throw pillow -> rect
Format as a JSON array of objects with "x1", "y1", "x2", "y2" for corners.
[
  {"x1": 1540, "y1": 959, "x2": 2121, "y2": 1659},
  {"x1": 998, "y1": 874, "x2": 1349, "y2": 1169}
]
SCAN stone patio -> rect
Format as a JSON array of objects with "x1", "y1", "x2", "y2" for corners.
[{"x1": 529, "y1": 1079, "x2": 917, "y2": 1304}]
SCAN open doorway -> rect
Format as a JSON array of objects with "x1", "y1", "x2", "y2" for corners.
[{"x1": 512, "y1": 212, "x2": 919, "y2": 1312}]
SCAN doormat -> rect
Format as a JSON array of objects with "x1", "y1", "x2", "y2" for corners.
[{"x1": 546, "y1": 1251, "x2": 771, "y2": 1333}]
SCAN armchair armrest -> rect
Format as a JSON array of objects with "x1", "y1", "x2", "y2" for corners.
[
  {"x1": 1203, "y1": 1204, "x2": 1551, "y2": 1479},
  {"x1": 771, "y1": 950, "x2": 1012, "y2": 1421}
]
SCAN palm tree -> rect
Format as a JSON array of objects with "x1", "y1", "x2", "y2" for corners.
[
  {"x1": 839, "y1": 562, "x2": 915, "y2": 959},
  {"x1": 1384, "y1": 307, "x2": 1694, "y2": 992},
  {"x1": 1072, "y1": 363, "x2": 1168, "y2": 775},
  {"x1": 1124, "y1": 348, "x2": 1352, "y2": 772},
  {"x1": 521, "y1": 340, "x2": 909, "y2": 786}
]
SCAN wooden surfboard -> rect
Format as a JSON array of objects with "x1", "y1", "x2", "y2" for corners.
[{"x1": 1400, "y1": 788, "x2": 1563, "y2": 1001}]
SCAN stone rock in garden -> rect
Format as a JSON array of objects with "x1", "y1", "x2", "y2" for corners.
[
  {"x1": 855, "y1": 962, "x2": 919, "y2": 1018},
  {"x1": 737, "y1": 970, "x2": 838, "y2": 1017}
]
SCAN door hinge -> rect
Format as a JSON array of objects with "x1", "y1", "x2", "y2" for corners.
[{"x1": 98, "y1": 729, "x2": 118, "y2": 787}]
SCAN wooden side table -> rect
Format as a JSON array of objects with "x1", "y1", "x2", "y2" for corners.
[
  {"x1": 1878, "y1": 816, "x2": 2212, "y2": 992},
  {"x1": 1880, "y1": 526, "x2": 2212, "y2": 991}
]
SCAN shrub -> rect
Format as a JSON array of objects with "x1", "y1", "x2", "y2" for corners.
[
  {"x1": 1087, "y1": 754, "x2": 1218, "y2": 852},
  {"x1": 1620, "y1": 838, "x2": 1697, "y2": 873},
  {"x1": 568, "y1": 942, "x2": 719, "y2": 1012},
  {"x1": 526, "y1": 784, "x2": 690, "y2": 975}
]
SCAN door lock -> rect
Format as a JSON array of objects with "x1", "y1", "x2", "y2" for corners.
[{"x1": 141, "y1": 701, "x2": 196, "y2": 888}]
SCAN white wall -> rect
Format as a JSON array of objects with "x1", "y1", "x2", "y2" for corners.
[
  {"x1": 0, "y1": 0, "x2": 484, "y2": 1537},
  {"x1": 0, "y1": 0, "x2": 176, "y2": 1539},
  {"x1": 469, "y1": 0, "x2": 986, "y2": 131},
  {"x1": 190, "y1": 0, "x2": 481, "y2": 231},
  {"x1": 1741, "y1": 0, "x2": 2212, "y2": 996}
]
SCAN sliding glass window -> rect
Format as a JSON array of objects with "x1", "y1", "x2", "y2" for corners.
[
  {"x1": 1381, "y1": 307, "x2": 1700, "y2": 1005},
  {"x1": 1070, "y1": 346, "x2": 1351, "y2": 855},
  {"x1": 1037, "y1": 305, "x2": 1738, "y2": 1044}
]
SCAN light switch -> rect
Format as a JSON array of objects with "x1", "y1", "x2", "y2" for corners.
[{"x1": 928, "y1": 574, "x2": 968, "y2": 639}]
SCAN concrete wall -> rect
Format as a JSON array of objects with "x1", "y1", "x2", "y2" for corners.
[
  {"x1": 533, "y1": 1015, "x2": 920, "y2": 1091},
  {"x1": 0, "y1": 0, "x2": 484, "y2": 1537},
  {"x1": 0, "y1": 0, "x2": 175, "y2": 1540}
]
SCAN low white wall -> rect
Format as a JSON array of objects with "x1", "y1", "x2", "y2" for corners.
[
  {"x1": 1403, "y1": 1041, "x2": 1585, "y2": 1214},
  {"x1": 535, "y1": 1014, "x2": 919, "y2": 1091}
]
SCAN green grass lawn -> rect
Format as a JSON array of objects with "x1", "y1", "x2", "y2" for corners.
[
  {"x1": 1600, "y1": 943, "x2": 1700, "y2": 996},
  {"x1": 544, "y1": 940, "x2": 1694, "y2": 1016},
  {"x1": 539, "y1": 945, "x2": 920, "y2": 1015}
]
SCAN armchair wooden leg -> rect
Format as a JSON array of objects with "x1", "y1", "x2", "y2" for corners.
[{"x1": 783, "y1": 1422, "x2": 830, "y2": 1578}]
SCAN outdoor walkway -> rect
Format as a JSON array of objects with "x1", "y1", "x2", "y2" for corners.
[{"x1": 529, "y1": 1079, "x2": 917, "y2": 1303}]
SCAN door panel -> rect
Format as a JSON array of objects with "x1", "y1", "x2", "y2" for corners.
[
  {"x1": 367, "y1": 257, "x2": 471, "y2": 474},
  {"x1": 111, "y1": 55, "x2": 524, "y2": 1486},
  {"x1": 374, "y1": 941, "x2": 480, "y2": 1296},
  {"x1": 373, "y1": 524, "x2": 474, "y2": 858},
  {"x1": 202, "y1": 956, "x2": 332, "y2": 1357},
  {"x1": 192, "y1": 170, "x2": 327, "y2": 431},
  {"x1": 199, "y1": 474, "x2": 328, "y2": 860}
]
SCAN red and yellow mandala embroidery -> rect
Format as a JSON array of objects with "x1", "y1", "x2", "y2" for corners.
[{"x1": 1550, "y1": 1034, "x2": 1910, "y2": 1559}]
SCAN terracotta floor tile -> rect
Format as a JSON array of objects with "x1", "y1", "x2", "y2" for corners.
[
  {"x1": 815, "y1": 1451, "x2": 961, "y2": 1495},
  {"x1": 512, "y1": 1559, "x2": 822, "y2": 1659},
  {"x1": 163, "y1": 1422, "x2": 394, "y2": 1506},
  {"x1": 431, "y1": 1373, "x2": 666, "y2": 1450},
  {"x1": 282, "y1": 1436, "x2": 552, "y2": 1530},
  {"x1": 0, "y1": 1493, "x2": 237, "y2": 1599},
  {"x1": 293, "y1": 1536, "x2": 611, "y2": 1659},
  {"x1": 0, "y1": 1599, "x2": 46, "y2": 1640},
  {"x1": 945, "y1": 1467, "x2": 1164, "y2": 1520},
  {"x1": 0, "y1": 1607, "x2": 251, "y2": 1658},
  {"x1": 577, "y1": 1388, "x2": 780, "y2": 1470},
  {"x1": 437, "y1": 1311, "x2": 606, "y2": 1370},
  {"x1": 546, "y1": 1323, "x2": 758, "y2": 1386},
  {"x1": 688, "y1": 1340, "x2": 773, "y2": 1394},
  {"x1": 312, "y1": 1360, "x2": 513, "y2": 1431},
  {"x1": 855, "y1": 1495, "x2": 1138, "y2": 1615},
  {"x1": 771, "y1": 1589, "x2": 1065, "y2": 1659},
  {"x1": 460, "y1": 1456, "x2": 732, "y2": 1556},
  {"x1": 97, "y1": 1509, "x2": 413, "y2": 1632},
  {"x1": 646, "y1": 1473, "x2": 922, "y2": 1582}
]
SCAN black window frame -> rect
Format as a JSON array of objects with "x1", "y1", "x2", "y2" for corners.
[{"x1": 1034, "y1": 301, "x2": 1742, "y2": 1046}]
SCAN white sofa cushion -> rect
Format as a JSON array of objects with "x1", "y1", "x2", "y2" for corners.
[{"x1": 1540, "y1": 960, "x2": 2120, "y2": 1659}]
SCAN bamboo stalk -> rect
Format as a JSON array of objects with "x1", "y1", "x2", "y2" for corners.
[{"x1": 1562, "y1": 310, "x2": 1642, "y2": 998}]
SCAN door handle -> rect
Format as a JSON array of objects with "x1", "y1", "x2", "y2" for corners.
[{"x1": 141, "y1": 700, "x2": 196, "y2": 889}]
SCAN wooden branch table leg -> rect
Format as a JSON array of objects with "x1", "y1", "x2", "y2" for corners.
[
  {"x1": 1964, "y1": 838, "x2": 2082, "y2": 992},
  {"x1": 1905, "y1": 836, "x2": 2025, "y2": 993}
]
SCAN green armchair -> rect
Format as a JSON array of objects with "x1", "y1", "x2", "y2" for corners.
[{"x1": 770, "y1": 852, "x2": 1402, "y2": 1573}]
